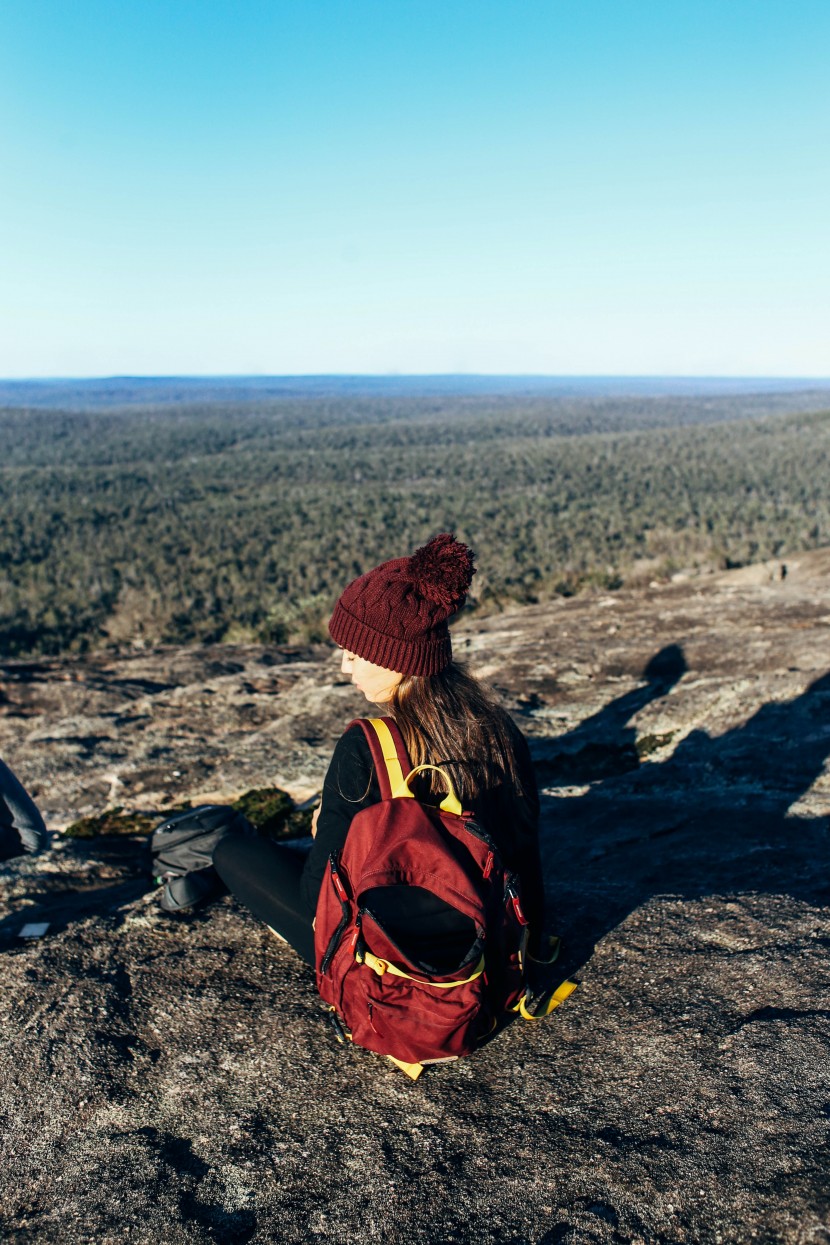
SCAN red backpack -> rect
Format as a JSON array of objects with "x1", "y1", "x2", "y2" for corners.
[{"x1": 314, "y1": 717, "x2": 574, "y2": 1077}]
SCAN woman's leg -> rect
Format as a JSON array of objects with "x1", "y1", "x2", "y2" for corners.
[{"x1": 213, "y1": 835, "x2": 315, "y2": 965}]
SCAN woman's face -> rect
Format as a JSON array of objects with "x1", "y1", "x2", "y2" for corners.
[{"x1": 340, "y1": 650, "x2": 403, "y2": 704}]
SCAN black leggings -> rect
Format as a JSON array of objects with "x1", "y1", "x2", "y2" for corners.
[
  {"x1": 213, "y1": 836, "x2": 478, "y2": 975},
  {"x1": 213, "y1": 836, "x2": 315, "y2": 966}
]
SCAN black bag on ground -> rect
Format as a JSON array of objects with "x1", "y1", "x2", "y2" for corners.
[{"x1": 151, "y1": 805, "x2": 255, "y2": 912}]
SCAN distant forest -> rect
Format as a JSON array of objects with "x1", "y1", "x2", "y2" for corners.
[{"x1": 2, "y1": 386, "x2": 829, "y2": 658}]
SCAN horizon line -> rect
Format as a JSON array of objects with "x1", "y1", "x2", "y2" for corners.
[{"x1": 3, "y1": 372, "x2": 830, "y2": 384}]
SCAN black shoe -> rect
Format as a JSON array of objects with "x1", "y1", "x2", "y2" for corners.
[{"x1": 159, "y1": 865, "x2": 226, "y2": 913}]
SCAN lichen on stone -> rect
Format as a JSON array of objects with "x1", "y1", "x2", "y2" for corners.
[{"x1": 636, "y1": 731, "x2": 677, "y2": 758}]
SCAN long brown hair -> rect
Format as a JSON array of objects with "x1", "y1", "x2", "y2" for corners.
[{"x1": 387, "y1": 661, "x2": 529, "y2": 821}]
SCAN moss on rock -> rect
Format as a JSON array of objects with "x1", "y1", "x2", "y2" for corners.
[
  {"x1": 64, "y1": 807, "x2": 159, "y2": 838},
  {"x1": 231, "y1": 787, "x2": 312, "y2": 838},
  {"x1": 64, "y1": 789, "x2": 311, "y2": 840}
]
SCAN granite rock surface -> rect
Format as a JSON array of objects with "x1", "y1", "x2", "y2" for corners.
[{"x1": 1, "y1": 552, "x2": 829, "y2": 1244}]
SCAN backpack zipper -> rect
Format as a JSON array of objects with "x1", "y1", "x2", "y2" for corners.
[
  {"x1": 350, "y1": 910, "x2": 365, "y2": 962},
  {"x1": 320, "y1": 856, "x2": 352, "y2": 976},
  {"x1": 460, "y1": 817, "x2": 499, "y2": 852},
  {"x1": 459, "y1": 818, "x2": 503, "y2": 878}
]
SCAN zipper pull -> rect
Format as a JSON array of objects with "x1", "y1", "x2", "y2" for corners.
[
  {"x1": 349, "y1": 913, "x2": 363, "y2": 959},
  {"x1": 330, "y1": 858, "x2": 348, "y2": 903},
  {"x1": 507, "y1": 879, "x2": 529, "y2": 926},
  {"x1": 483, "y1": 851, "x2": 494, "y2": 879}
]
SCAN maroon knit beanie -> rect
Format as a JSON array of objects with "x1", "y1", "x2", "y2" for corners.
[{"x1": 328, "y1": 533, "x2": 476, "y2": 677}]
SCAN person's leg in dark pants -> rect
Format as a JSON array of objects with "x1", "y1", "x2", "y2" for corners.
[{"x1": 213, "y1": 836, "x2": 315, "y2": 966}]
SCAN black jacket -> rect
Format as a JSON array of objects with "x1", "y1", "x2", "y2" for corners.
[
  {"x1": 300, "y1": 720, "x2": 545, "y2": 938},
  {"x1": 0, "y1": 759, "x2": 48, "y2": 861}
]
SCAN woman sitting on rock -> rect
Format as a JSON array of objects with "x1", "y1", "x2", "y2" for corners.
[{"x1": 213, "y1": 533, "x2": 546, "y2": 967}]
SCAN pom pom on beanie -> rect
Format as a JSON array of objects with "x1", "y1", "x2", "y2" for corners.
[
  {"x1": 328, "y1": 533, "x2": 476, "y2": 677},
  {"x1": 407, "y1": 532, "x2": 475, "y2": 611}
]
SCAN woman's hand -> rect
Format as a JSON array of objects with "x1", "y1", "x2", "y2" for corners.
[{"x1": 311, "y1": 803, "x2": 321, "y2": 838}]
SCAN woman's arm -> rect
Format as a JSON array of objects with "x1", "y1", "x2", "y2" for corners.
[{"x1": 299, "y1": 725, "x2": 380, "y2": 913}]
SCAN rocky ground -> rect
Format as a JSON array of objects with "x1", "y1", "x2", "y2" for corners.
[{"x1": 1, "y1": 551, "x2": 829, "y2": 1244}]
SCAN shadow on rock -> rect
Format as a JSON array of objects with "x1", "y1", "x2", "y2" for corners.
[
  {"x1": 0, "y1": 837, "x2": 152, "y2": 948},
  {"x1": 532, "y1": 644, "x2": 687, "y2": 785},
  {"x1": 531, "y1": 654, "x2": 830, "y2": 975},
  {"x1": 133, "y1": 1127, "x2": 258, "y2": 1244}
]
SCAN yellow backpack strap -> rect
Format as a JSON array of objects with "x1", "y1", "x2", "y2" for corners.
[
  {"x1": 363, "y1": 717, "x2": 411, "y2": 800},
  {"x1": 527, "y1": 934, "x2": 561, "y2": 966},
  {"x1": 363, "y1": 719, "x2": 463, "y2": 815},
  {"x1": 514, "y1": 979, "x2": 578, "y2": 1020},
  {"x1": 360, "y1": 949, "x2": 485, "y2": 988}
]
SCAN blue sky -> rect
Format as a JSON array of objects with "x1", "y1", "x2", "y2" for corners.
[{"x1": 1, "y1": 0, "x2": 828, "y2": 377}]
